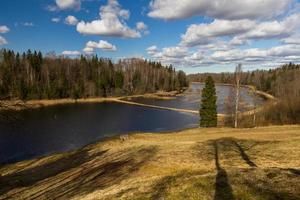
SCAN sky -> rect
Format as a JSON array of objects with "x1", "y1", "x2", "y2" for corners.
[{"x1": 0, "y1": 0, "x2": 300, "y2": 74}]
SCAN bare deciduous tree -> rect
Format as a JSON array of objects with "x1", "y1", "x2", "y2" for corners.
[{"x1": 234, "y1": 64, "x2": 242, "y2": 128}]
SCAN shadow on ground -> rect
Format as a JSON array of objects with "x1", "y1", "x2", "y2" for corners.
[
  {"x1": 137, "y1": 138, "x2": 300, "y2": 200},
  {"x1": 0, "y1": 146, "x2": 158, "y2": 200},
  {"x1": 213, "y1": 141, "x2": 235, "y2": 200}
]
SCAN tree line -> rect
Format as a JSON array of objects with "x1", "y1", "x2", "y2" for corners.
[
  {"x1": 0, "y1": 49, "x2": 188, "y2": 100},
  {"x1": 189, "y1": 63, "x2": 300, "y2": 125}
]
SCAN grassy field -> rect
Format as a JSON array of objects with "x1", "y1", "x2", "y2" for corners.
[{"x1": 1, "y1": 126, "x2": 300, "y2": 200}]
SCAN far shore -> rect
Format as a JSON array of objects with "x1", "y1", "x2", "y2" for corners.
[
  {"x1": 0, "y1": 90, "x2": 183, "y2": 111},
  {"x1": 0, "y1": 84, "x2": 276, "y2": 123}
]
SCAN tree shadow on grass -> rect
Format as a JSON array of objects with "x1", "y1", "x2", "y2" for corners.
[
  {"x1": 0, "y1": 146, "x2": 158, "y2": 200},
  {"x1": 0, "y1": 148, "x2": 108, "y2": 195},
  {"x1": 231, "y1": 140, "x2": 257, "y2": 167},
  {"x1": 242, "y1": 168, "x2": 300, "y2": 200},
  {"x1": 213, "y1": 141, "x2": 235, "y2": 200},
  {"x1": 149, "y1": 170, "x2": 207, "y2": 199},
  {"x1": 150, "y1": 173, "x2": 184, "y2": 199},
  {"x1": 206, "y1": 138, "x2": 259, "y2": 168},
  {"x1": 197, "y1": 138, "x2": 300, "y2": 200},
  {"x1": 196, "y1": 138, "x2": 263, "y2": 200}
]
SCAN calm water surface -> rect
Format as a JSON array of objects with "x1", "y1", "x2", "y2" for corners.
[
  {"x1": 127, "y1": 83, "x2": 264, "y2": 113},
  {"x1": 0, "y1": 102, "x2": 198, "y2": 164}
]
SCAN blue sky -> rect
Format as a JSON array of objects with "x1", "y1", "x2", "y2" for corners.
[{"x1": 0, "y1": 0, "x2": 300, "y2": 74}]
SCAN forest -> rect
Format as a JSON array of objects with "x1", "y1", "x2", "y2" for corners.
[
  {"x1": 189, "y1": 63, "x2": 300, "y2": 125},
  {"x1": 0, "y1": 49, "x2": 188, "y2": 100}
]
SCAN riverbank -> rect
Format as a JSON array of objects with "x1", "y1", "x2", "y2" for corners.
[
  {"x1": 0, "y1": 84, "x2": 276, "y2": 127},
  {"x1": 1, "y1": 125, "x2": 299, "y2": 199},
  {"x1": 0, "y1": 84, "x2": 275, "y2": 113},
  {"x1": 0, "y1": 90, "x2": 183, "y2": 111}
]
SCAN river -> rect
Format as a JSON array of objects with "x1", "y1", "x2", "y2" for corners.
[{"x1": 0, "y1": 83, "x2": 263, "y2": 164}]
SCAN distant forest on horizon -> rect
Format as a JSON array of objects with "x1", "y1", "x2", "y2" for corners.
[{"x1": 0, "y1": 49, "x2": 188, "y2": 100}]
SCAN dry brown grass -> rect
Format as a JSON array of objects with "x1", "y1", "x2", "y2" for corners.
[{"x1": 1, "y1": 125, "x2": 300, "y2": 200}]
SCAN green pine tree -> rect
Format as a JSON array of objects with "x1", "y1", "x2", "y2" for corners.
[{"x1": 200, "y1": 76, "x2": 217, "y2": 127}]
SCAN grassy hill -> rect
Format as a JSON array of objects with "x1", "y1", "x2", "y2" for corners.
[{"x1": 1, "y1": 126, "x2": 300, "y2": 200}]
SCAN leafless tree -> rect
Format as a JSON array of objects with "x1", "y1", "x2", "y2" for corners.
[
  {"x1": 234, "y1": 64, "x2": 242, "y2": 128},
  {"x1": 251, "y1": 86, "x2": 257, "y2": 128}
]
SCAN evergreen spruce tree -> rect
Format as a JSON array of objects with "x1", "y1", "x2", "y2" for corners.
[{"x1": 200, "y1": 76, "x2": 217, "y2": 127}]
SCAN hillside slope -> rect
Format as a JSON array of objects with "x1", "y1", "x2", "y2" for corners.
[{"x1": 1, "y1": 126, "x2": 300, "y2": 200}]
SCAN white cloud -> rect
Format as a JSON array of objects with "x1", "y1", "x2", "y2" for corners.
[
  {"x1": 83, "y1": 47, "x2": 94, "y2": 54},
  {"x1": 146, "y1": 45, "x2": 191, "y2": 67},
  {"x1": 0, "y1": 25, "x2": 10, "y2": 33},
  {"x1": 62, "y1": 50, "x2": 81, "y2": 56},
  {"x1": 148, "y1": 0, "x2": 293, "y2": 20},
  {"x1": 0, "y1": 36, "x2": 7, "y2": 45},
  {"x1": 136, "y1": 22, "x2": 149, "y2": 35},
  {"x1": 209, "y1": 45, "x2": 300, "y2": 64},
  {"x1": 146, "y1": 3, "x2": 300, "y2": 69},
  {"x1": 65, "y1": 15, "x2": 78, "y2": 25},
  {"x1": 180, "y1": 13, "x2": 300, "y2": 47},
  {"x1": 282, "y1": 34, "x2": 300, "y2": 44},
  {"x1": 56, "y1": 0, "x2": 81, "y2": 10},
  {"x1": 85, "y1": 40, "x2": 117, "y2": 51},
  {"x1": 76, "y1": 0, "x2": 141, "y2": 38},
  {"x1": 52, "y1": 17, "x2": 61, "y2": 23},
  {"x1": 181, "y1": 19, "x2": 255, "y2": 47},
  {"x1": 136, "y1": 22, "x2": 147, "y2": 31},
  {"x1": 189, "y1": 52, "x2": 204, "y2": 61},
  {"x1": 22, "y1": 22, "x2": 34, "y2": 27},
  {"x1": 268, "y1": 44, "x2": 300, "y2": 57},
  {"x1": 147, "y1": 42, "x2": 300, "y2": 68},
  {"x1": 229, "y1": 37, "x2": 248, "y2": 46},
  {"x1": 236, "y1": 13, "x2": 300, "y2": 41},
  {"x1": 162, "y1": 46, "x2": 188, "y2": 58},
  {"x1": 146, "y1": 45, "x2": 158, "y2": 55},
  {"x1": 46, "y1": 5, "x2": 58, "y2": 12}
]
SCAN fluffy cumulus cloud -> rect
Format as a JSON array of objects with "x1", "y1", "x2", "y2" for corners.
[
  {"x1": 181, "y1": 19, "x2": 255, "y2": 46},
  {"x1": 147, "y1": 40, "x2": 300, "y2": 68},
  {"x1": 148, "y1": 0, "x2": 293, "y2": 20},
  {"x1": 146, "y1": 2, "x2": 300, "y2": 69},
  {"x1": 162, "y1": 46, "x2": 188, "y2": 58},
  {"x1": 76, "y1": 0, "x2": 142, "y2": 38},
  {"x1": 56, "y1": 0, "x2": 81, "y2": 10},
  {"x1": 65, "y1": 15, "x2": 78, "y2": 25},
  {"x1": 83, "y1": 47, "x2": 94, "y2": 54},
  {"x1": 146, "y1": 45, "x2": 191, "y2": 66},
  {"x1": 0, "y1": 36, "x2": 8, "y2": 45},
  {"x1": 146, "y1": 45, "x2": 158, "y2": 55},
  {"x1": 181, "y1": 13, "x2": 300, "y2": 47},
  {"x1": 62, "y1": 50, "x2": 81, "y2": 56},
  {"x1": 136, "y1": 22, "x2": 148, "y2": 31},
  {"x1": 0, "y1": 25, "x2": 9, "y2": 46},
  {"x1": 0, "y1": 26, "x2": 10, "y2": 33},
  {"x1": 84, "y1": 40, "x2": 117, "y2": 53},
  {"x1": 136, "y1": 21, "x2": 149, "y2": 35},
  {"x1": 234, "y1": 13, "x2": 300, "y2": 41}
]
